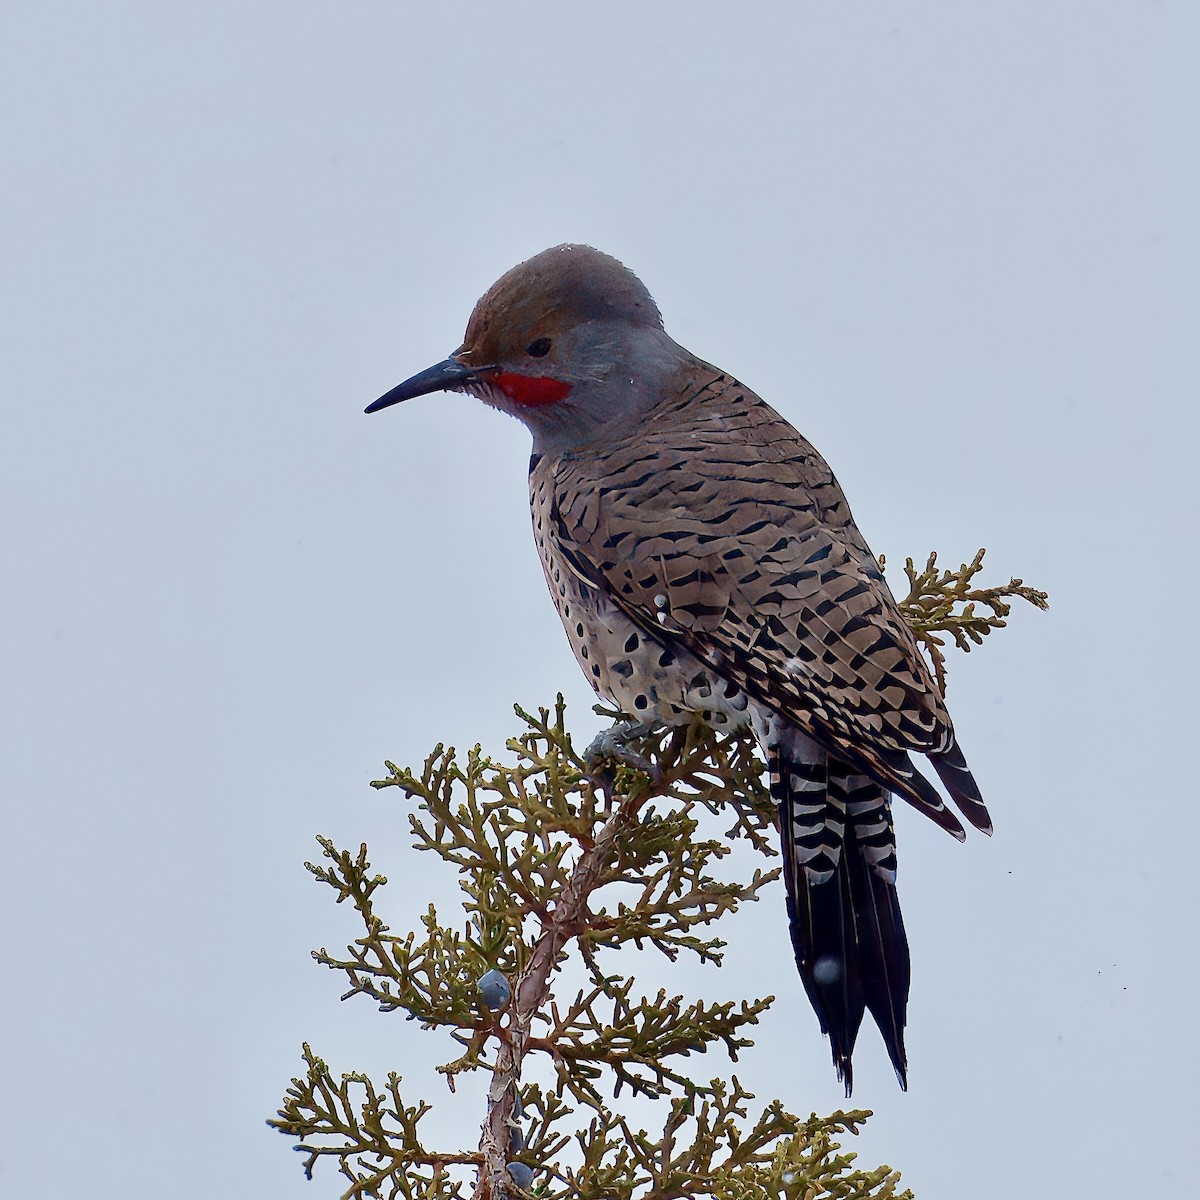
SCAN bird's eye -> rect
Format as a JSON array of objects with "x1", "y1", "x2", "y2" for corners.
[{"x1": 526, "y1": 337, "x2": 552, "y2": 358}]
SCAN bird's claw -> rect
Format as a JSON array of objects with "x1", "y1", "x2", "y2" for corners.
[{"x1": 583, "y1": 720, "x2": 664, "y2": 787}]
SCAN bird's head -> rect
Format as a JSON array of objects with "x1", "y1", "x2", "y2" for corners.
[{"x1": 366, "y1": 244, "x2": 685, "y2": 451}]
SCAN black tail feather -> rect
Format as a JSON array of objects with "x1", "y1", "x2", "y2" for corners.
[
  {"x1": 772, "y1": 731, "x2": 910, "y2": 1094},
  {"x1": 837, "y1": 769, "x2": 910, "y2": 1089},
  {"x1": 930, "y1": 739, "x2": 993, "y2": 834}
]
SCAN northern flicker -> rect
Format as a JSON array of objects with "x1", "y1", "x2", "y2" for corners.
[{"x1": 367, "y1": 244, "x2": 991, "y2": 1094}]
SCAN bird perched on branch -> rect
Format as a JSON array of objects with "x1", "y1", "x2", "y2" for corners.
[{"x1": 366, "y1": 244, "x2": 991, "y2": 1093}]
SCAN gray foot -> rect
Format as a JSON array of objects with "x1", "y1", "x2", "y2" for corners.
[{"x1": 583, "y1": 720, "x2": 664, "y2": 785}]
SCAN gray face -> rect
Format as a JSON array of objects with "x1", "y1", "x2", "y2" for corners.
[
  {"x1": 464, "y1": 320, "x2": 696, "y2": 454},
  {"x1": 370, "y1": 244, "x2": 697, "y2": 455}
]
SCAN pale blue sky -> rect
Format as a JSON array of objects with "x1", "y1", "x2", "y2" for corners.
[{"x1": 2, "y1": 3, "x2": 1196, "y2": 1197}]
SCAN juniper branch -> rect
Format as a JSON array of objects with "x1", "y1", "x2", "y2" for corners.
[
  {"x1": 272, "y1": 549, "x2": 1044, "y2": 1197},
  {"x1": 881, "y1": 547, "x2": 1049, "y2": 694},
  {"x1": 269, "y1": 1043, "x2": 479, "y2": 1199}
]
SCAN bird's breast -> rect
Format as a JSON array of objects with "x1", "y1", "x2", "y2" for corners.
[{"x1": 530, "y1": 472, "x2": 749, "y2": 729}]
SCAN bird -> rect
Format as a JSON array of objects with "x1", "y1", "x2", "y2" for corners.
[{"x1": 366, "y1": 244, "x2": 991, "y2": 1094}]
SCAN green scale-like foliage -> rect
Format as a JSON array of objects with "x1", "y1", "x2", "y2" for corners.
[{"x1": 270, "y1": 551, "x2": 1045, "y2": 1199}]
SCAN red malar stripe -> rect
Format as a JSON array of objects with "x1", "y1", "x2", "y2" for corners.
[{"x1": 492, "y1": 373, "x2": 572, "y2": 406}]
